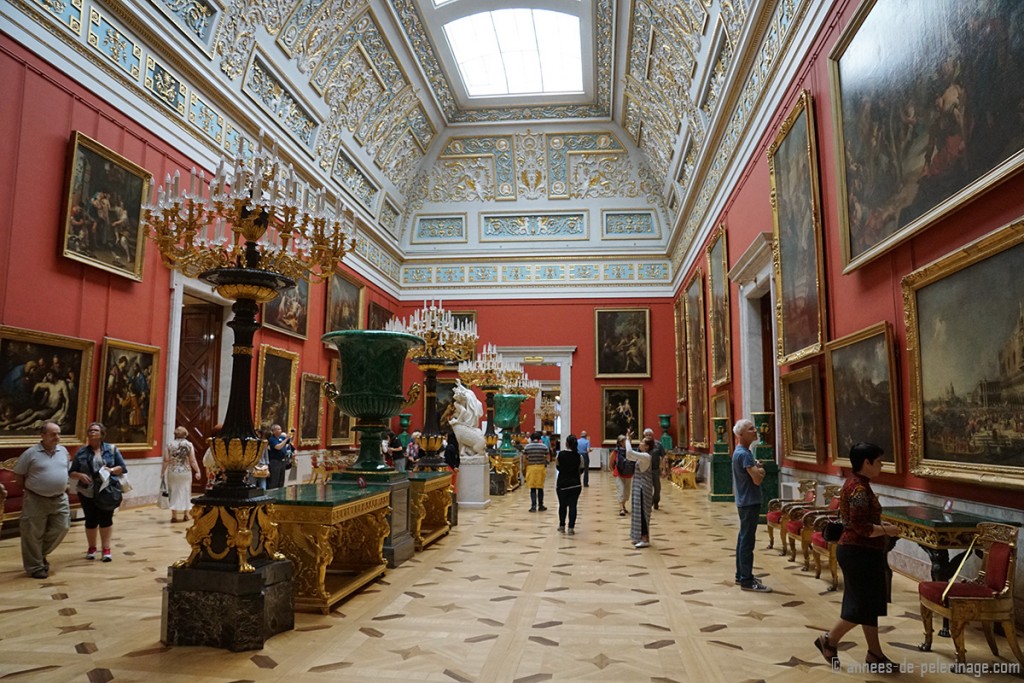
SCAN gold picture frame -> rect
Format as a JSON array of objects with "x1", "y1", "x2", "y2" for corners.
[
  {"x1": 97, "y1": 337, "x2": 160, "y2": 451},
  {"x1": 768, "y1": 89, "x2": 827, "y2": 366},
  {"x1": 325, "y1": 270, "x2": 364, "y2": 334},
  {"x1": 326, "y1": 358, "x2": 355, "y2": 447},
  {"x1": 780, "y1": 365, "x2": 825, "y2": 464},
  {"x1": 825, "y1": 322, "x2": 901, "y2": 473},
  {"x1": 673, "y1": 295, "x2": 686, "y2": 403},
  {"x1": 298, "y1": 372, "x2": 325, "y2": 448},
  {"x1": 0, "y1": 325, "x2": 94, "y2": 448},
  {"x1": 595, "y1": 308, "x2": 651, "y2": 378},
  {"x1": 903, "y1": 218, "x2": 1024, "y2": 489},
  {"x1": 684, "y1": 271, "x2": 709, "y2": 449},
  {"x1": 601, "y1": 385, "x2": 643, "y2": 445},
  {"x1": 706, "y1": 224, "x2": 731, "y2": 386},
  {"x1": 255, "y1": 345, "x2": 299, "y2": 433},
  {"x1": 61, "y1": 131, "x2": 151, "y2": 281}
]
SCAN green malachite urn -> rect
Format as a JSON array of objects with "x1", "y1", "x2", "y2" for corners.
[{"x1": 494, "y1": 393, "x2": 527, "y2": 453}]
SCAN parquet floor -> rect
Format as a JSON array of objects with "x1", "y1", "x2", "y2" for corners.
[{"x1": 1, "y1": 471, "x2": 1020, "y2": 682}]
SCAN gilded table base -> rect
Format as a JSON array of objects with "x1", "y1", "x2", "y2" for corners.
[{"x1": 410, "y1": 474, "x2": 453, "y2": 551}]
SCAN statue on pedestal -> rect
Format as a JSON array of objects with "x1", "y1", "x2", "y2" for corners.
[{"x1": 450, "y1": 379, "x2": 486, "y2": 458}]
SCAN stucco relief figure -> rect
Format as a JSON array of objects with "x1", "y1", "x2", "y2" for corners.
[{"x1": 450, "y1": 379, "x2": 486, "y2": 458}]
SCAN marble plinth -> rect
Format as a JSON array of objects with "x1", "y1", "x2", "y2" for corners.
[
  {"x1": 161, "y1": 558, "x2": 294, "y2": 651},
  {"x1": 456, "y1": 455, "x2": 491, "y2": 510}
]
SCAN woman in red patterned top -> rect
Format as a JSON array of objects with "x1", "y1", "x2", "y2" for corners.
[{"x1": 814, "y1": 442, "x2": 900, "y2": 673}]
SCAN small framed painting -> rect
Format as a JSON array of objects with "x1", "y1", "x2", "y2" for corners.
[
  {"x1": 97, "y1": 337, "x2": 160, "y2": 450},
  {"x1": 298, "y1": 372, "x2": 325, "y2": 448}
]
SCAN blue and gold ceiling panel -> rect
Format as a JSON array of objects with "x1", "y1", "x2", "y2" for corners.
[
  {"x1": 144, "y1": 55, "x2": 187, "y2": 116},
  {"x1": 87, "y1": 7, "x2": 141, "y2": 80},
  {"x1": 603, "y1": 211, "x2": 660, "y2": 240},
  {"x1": 152, "y1": 0, "x2": 219, "y2": 49},
  {"x1": 412, "y1": 215, "x2": 466, "y2": 245},
  {"x1": 480, "y1": 212, "x2": 588, "y2": 243},
  {"x1": 29, "y1": 0, "x2": 83, "y2": 34},
  {"x1": 189, "y1": 92, "x2": 225, "y2": 145}
]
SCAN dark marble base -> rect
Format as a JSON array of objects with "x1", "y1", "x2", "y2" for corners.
[
  {"x1": 449, "y1": 490, "x2": 458, "y2": 527},
  {"x1": 490, "y1": 471, "x2": 508, "y2": 496},
  {"x1": 161, "y1": 558, "x2": 294, "y2": 651}
]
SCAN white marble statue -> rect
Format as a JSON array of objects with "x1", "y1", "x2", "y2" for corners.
[{"x1": 450, "y1": 379, "x2": 487, "y2": 458}]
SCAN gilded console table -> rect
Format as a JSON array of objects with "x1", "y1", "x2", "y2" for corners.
[
  {"x1": 270, "y1": 484, "x2": 391, "y2": 614},
  {"x1": 408, "y1": 471, "x2": 453, "y2": 550}
]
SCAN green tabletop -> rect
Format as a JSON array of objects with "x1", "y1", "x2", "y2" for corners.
[
  {"x1": 407, "y1": 471, "x2": 452, "y2": 482},
  {"x1": 883, "y1": 504, "x2": 997, "y2": 528},
  {"x1": 268, "y1": 483, "x2": 382, "y2": 507}
]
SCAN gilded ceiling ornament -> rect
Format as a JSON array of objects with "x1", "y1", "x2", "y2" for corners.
[
  {"x1": 214, "y1": 0, "x2": 288, "y2": 80},
  {"x1": 515, "y1": 131, "x2": 547, "y2": 200}
]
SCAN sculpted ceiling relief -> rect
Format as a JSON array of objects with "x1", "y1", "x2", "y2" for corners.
[
  {"x1": 515, "y1": 131, "x2": 547, "y2": 201},
  {"x1": 277, "y1": 0, "x2": 367, "y2": 72},
  {"x1": 214, "y1": 0, "x2": 288, "y2": 80},
  {"x1": 428, "y1": 159, "x2": 495, "y2": 203}
]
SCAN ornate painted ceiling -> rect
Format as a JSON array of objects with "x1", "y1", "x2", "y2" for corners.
[{"x1": 3, "y1": 0, "x2": 825, "y2": 297}]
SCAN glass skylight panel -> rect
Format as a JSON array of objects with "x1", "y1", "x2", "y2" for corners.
[{"x1": 444, "y1": 8, "x2": 583, "y2": 98}]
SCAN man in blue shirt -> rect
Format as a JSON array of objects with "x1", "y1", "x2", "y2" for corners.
[
  {"x1": 732, "y1": 418, "x2": 772, "y2": 593},
  {"x1": 577, "y1": 430, "x2": 591, "y2": 487}
]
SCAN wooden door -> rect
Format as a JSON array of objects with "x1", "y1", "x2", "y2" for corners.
[{"x1": 176, "y1": 302, "x2": 222, "y2": 490}]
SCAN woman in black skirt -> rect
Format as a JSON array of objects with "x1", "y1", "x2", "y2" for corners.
[{"x1": 814, "y1": 442, "x2": 900, "y2": 673}]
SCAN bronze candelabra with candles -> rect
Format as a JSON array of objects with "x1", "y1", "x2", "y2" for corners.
[{"x1": 458, "y1": 343, "x2": 523, "y2": 455}]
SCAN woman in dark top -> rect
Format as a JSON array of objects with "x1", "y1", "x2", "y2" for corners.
[
  {"x1": 814, "y1": 442, "x2": 900, "y2": 672},
  {"x1": 555, "y1": 434, "x2": 583, "y2": 534}
]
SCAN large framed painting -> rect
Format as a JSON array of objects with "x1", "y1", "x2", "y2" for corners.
[
  {"x1": 779, "y1": 365, "x2": 825, "y2": 464},
  {"x1": 366, "y1": 301, "x2": 393, "y2": 330},
  {"x1": 684, "y1": 271, "x2": 709, "y2": 448},
  {"x1": 97, "y1": 338, "x2": 159, "y2": 450},
  {"x1": 262, "y1": 279, "x2": 309, "y2": 339},
  {"x1": 673, "y1": 295, "x2": 686, "y2": 402},
  {"x1": 830, "y1": 0, "x2": 1024, "y2": 271},
  {"x1": 326, "y1": 358, "x2": 354, "y2": 447},
  {"x1": 601, "y1": 386, "x2": 642, "y2": 445},
  {"x1": 325, "y1": 270, "x2": 364, "y2": 333},
  {"x1": 61, "y1": 131, "x2": 151, "y2": 281},
  {"x1": 595, "y1": 308, "x2": 651, "y2": 378},
  {"x1": 298, "y1": 372, "x2": 325, "y2": 448},
  {"x1": 768, "y1": 89, "x2": 826, "y2": 366},
  {"x1": 903, "y1": 219, "x2": 1024, "y2": 489},
  {"x1": 706, "y1": 224, "x2": 731, "y2": 386},
  {"x1": 0, "y1": 326, "x2": 94, "y2": 448},
  {"x1": 434, "y1": 378, "x2": 458, "y2": 429},
  {"x1": 825, "y1": 322, "x2": 900, "y2": 472},
  {"x1": 255, "y1": 345, "x2": 298, "y2": 433}
]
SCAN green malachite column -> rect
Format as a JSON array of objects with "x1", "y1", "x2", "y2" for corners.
[
  {"x1": 708, "y1": 416, "x2": 734, "y2": 502},
  {"x1": 752, "y1": 411, "x2": 779, "y2": 523}
]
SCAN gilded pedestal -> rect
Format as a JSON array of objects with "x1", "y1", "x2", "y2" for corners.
[
  {"x1": 270, "y1": 484, "x2": 391, "y2": 614},
  {"x1": 408, "y1": 471, "x2": 453, "y2": 550}
]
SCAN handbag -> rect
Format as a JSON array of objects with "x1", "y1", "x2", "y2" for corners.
[
  {"x1": 823, "y1": 520, "x2": 844, "y2": 543},
  {"x1": 119, "y1": 472, "x2": 133, "y2": 493},
  {"x1": 253, "y1": 464, "x2": 270, "y2": 478},
  {"x1": 94, "y1": 479, "x2": 123, "y2": 511},
  {"x1": 157, "y1": 477, "x2": 170, "y2": 509},
  {"x1": 616, "y1": 450, "x2": 635, "y2": 477}
]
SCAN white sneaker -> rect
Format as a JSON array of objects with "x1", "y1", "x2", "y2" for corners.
[{"x1": 634, "y1": 540, "x2": 650, "y2": 548}]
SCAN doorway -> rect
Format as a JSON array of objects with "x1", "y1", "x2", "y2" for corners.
[{"x1": 175, "y1": 297, "x2": 222, "y2": 490}]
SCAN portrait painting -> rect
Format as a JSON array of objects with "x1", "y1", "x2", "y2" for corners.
[
  {"x1": 826, "y1": 322, "x2": 900, "y2": 472},
  {"x1": 263, "y1": 279, "x2": 309, "y2": 339},
  {"x1": 97, "y1": 338, "x2": 159, "y2": 450},
  {"x1": 684, "y1": 271, "x2": 709, "y2": 448},
  {"x1": 326, "y1": 358, "x2": 354, "y2": 447},
  {"x1": 366, "y1": 301, "x2": 393, "y2": 330},
  {"x1": 595, "y1": 308, "x2": 651, "y2": 378},
  {"x1": 830, "y1": 0, "x2": 1024, "y2": 270},
  {"x1": 780, "y1": 365, "x2": 825, "y2": 464},
  {"x1": 601, "y1": 386, "x2": 642, "y2": 445},
  {"x1": 434, "y1": 378, "x2": 458, "y2": 429},
  {"x1": 325, "y1": 271, "x2": 364, "y2": 333},
  {"x1": 706, "y1": 225, "x2": 731, "y2": 386},
  {"x1": 904, "y1": 219, "x2": 1024, "y2": 489},
  {"x1": 255, "y1": 345, "x2": 298, "y2": 434},
  {"x1": 769, "y1": 89, "x2": 826, "y2": 365},
  {"x1": 298, "y1": 373, "x2": 325, "y2": 448},
  {"x1": 0, "y1": 326, "x2": 94, "y2": 448},
  {"x1": 674, "y1": 296, "x2": 686, "y2": 402},
  {"x1": 61, "y1": 131, "x2": 151, "y2": 281}
]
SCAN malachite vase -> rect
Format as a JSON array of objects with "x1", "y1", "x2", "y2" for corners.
[{"x1": 494, "y1": 393, "x2": 527, "y2": 453}]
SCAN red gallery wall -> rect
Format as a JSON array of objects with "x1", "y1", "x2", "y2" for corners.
[{"x1": 676, "y1": 0, "x2": 1024, "y2": 510}]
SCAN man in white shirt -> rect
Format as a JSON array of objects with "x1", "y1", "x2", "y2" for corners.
[{"x1": 13, "y1": 421, "x2": 71, "y2": 579}]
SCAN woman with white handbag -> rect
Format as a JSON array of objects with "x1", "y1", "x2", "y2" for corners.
[{"x1": 162, "y1": 426, "x2": 200, "y2": 523}]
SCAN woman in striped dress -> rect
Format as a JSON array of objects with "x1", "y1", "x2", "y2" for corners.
[{"x1": 624, "y1": 431, "x2": 654, "y2": 548}]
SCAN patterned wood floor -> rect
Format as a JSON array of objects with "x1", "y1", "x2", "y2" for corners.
[{"x1": 1, "y1": 471, "x2": 1020, "y2": 682}]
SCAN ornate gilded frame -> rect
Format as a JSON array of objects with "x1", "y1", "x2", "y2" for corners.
[
  {"x1": 262, "y1": 278, "x2": 310, "y2": 339},
  {"x1": 600, "y1": 385, "x2": 643, "y2": 446},
  {"x1": 594, "y1": 308, "x2": 651, "y2": 378},
  {"x1": 325, "y1": 269, "x2": 364, "y2": 334},
  {"x1": 298, "y1": 372, "x2": 325, "y2": 448},
  {"x1": 366, "y1": 301, "x2": 393, "y2": 330},
  {"x1": 768, "y1": 89, "x2": 826, "y2": 365},
  {"x1": 706, "y1": 224, "x2": 731, "y2": 386},
  {"x1": 97, "y1": 337, "x2": 160, "y2": 451},
  {"x1": 673, "y1": 295, "x2": 686, "y2": 402},
  {"x1": 255, "y1": 345, "x2": 299, "y2": 434},
  {"x1": 780, "y1": 365, "x2": 825, "y2": 464},
  {"x1": 684, "y1": 270, "x2": 709, "y2": 449},
  {"x1": 903, "y1": 219, "x2": 1024, "y2": 489},
  {"x1": 326, "y1": 358, "x2": 355, "y2": 447},
  {"x1": 825, "y1": 322, "x2": 901, "y2": 473},
  {"x1": 0, "y1": 325, "x2": 94, "y2": 448}
]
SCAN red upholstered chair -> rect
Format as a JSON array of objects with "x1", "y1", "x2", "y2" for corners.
[
  {"x1": 765, "y1": 479, "x2": 817, "y2": 553},
  {"x1": 789, "y1": 484, "x2": 842, "y2": 568},
  {"x1": 919, "y1": 522, "x2": 1024, "y2": 666}
]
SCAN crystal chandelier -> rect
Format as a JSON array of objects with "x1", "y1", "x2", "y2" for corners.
[
  {"x1": 144, "y1": 137, "x2": 357, "y2": 284},
  {"x1": 385, "y1": 300, "x2": 478, "y2": 364},
  {"x1": 504, "y1": 376, "x2": 540, "y2": 398}
]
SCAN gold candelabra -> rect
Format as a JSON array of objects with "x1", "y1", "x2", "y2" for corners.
[{"x1": 458, "y1": 343, "x2": 523, "y2": 389}]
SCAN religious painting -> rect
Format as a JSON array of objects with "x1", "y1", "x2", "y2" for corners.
[
  {"x1": 674, "y1": 295, "x2": 686, "y2": 402},
  {"x1": 61, "y1": 132, "x2": 151, "y2": 281},
  {"x1": 826, "y1": 322, "x2": 901, "y2": 472},
  {"x1": 325, "y1": 270, "x2": 364, "y2": 333},
  {"x1": 0, "y1": 326, "x2": 94, "y2": 448},
  {"x1": 706, "y1": 225, "x2": 731, "y2": 386},
  {"x1": 298, "y1": 373, "x2": 325, "y2": 448},
  {"x1": 780, "y1": 365, "x2": 825, "y2": 464},
  {"x1": 434, "y1": 378, "x2": 458, "y2": 431},
  {"x1": 903, "y1": 219, "x2": 1024, "y2": 489},
  {"x1": 769, "y1": 89, "x2": 826, "y2": 366},
  {"x1": 366, "y1": 301, "x2": 393, "y2": 330},
  {"x1": 326, "y1": 358, "x2": 354, "y2": 447},
  {"x1": 97, "y1": 338, "x2": 159, "y2": 450},
  {"x1": 262, "y1": 279, "x2": 309, "y2": 339},
  {"x1": 595, "y1": 308, "x2": 651, "y2": 378},
  {"x1": 601, "y1": 386, "x2": 642, "y2": 445},
  {"x1": 830, "y1": 0, "x2": 1024, "y2": 271},
  {"x1": 684, "y1": 271, "x2": 709, "y2": 449},
  {"x1": 255, "y1": 345, "x2": 298, "y2": 434}
]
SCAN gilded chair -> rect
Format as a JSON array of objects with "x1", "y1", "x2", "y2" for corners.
[
  {"x1": 808, "y1": 511, "x2": 842, "y2": 591},
  {"x1": 672, "y1": 454, "x2": 699, "y2": 490},
  {"x1": 789, "y1": 484, "x2": 842, "y2": 568},
  {"x1": 765, "y1": 479, "x2": 817, "y2": 552},
  {"x1": 919, "y1": 522, "x2": 1024, "y2": 666}
]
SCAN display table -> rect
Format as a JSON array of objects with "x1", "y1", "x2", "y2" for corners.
[
  {"x1": 408, "y1": 471, "x2": 453, "y2": 550},
  {"x1": 269, "y1": 484, "x2": 391, "y2": 614}
]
